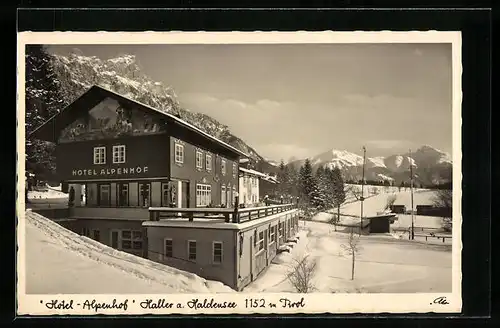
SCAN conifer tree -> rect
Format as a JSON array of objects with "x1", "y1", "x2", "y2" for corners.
[
  {"x1": 25, "y1": 45, "x2": 65, "y2": 182},
  {"x1": 314, "y1": 166, "x2": 327, "y2": 210},
  {"x1": 331, "y1": 167, "x2": 346, "y2": 230},
  {"x1": 298, "y1": 159, "x2": 318, "y2": 210},
  {"x1": 286, "y1": 164, "x2": 299, "y2": 199},
  {"x1": 277, "y1": 159, "x2": 289, "y2": 197}
]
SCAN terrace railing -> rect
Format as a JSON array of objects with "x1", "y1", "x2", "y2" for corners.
[{"x1": 148, "y1": 203, "x2": 297, "y2": 224}]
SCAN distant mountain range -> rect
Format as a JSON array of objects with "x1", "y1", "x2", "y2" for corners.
[{"x1": 287, "y1": 145, "x2": 452, "y2": 186}]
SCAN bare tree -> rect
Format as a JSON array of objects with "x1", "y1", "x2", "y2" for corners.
[
  {"x1": 340, "y1": 228, "x2": 363, "y2": 280},
  {"x1": 432, "y1": 188, "x2": 452, "y2": 232},
  {"x1": 286, "y1": 254, "x2": 317, "y2": 293},
  {"x1": 384, "y1": 194, "x2": 397, "y2": 211},
  {"x1": 345, "y1": 185, "x2": 362, "y2": 201}
]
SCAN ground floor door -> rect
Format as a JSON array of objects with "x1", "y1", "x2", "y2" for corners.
[
  {"x1": 139, "y1": 182, "x2": 151, "y2": 207},
  {"x1": 110, "y1": 229, "x2": 119, "y2": 249}
]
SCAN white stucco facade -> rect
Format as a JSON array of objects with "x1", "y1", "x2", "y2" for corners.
[{"x1": 238, "y1": 168, "x2": 268, "y2": 207}]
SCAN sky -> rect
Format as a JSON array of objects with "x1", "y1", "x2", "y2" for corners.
[{"x1": 48, "y1": 43, "x2": 453, "y2": 162}]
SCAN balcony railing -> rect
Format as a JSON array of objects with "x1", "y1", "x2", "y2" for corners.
[
  {"x1": 148, "y1": 203, "x2": 298, "y2": 224},
  {"x1": 69, "y1": 206, "x2": 149, "y2": 220}
]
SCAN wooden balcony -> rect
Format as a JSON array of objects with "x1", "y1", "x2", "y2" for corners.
[
  {"x1": 69, "y1": 206, "x2": 149, "y2": 221},
  {"x1": 148, "y1": 203, "x2": 298, "y2": 223}
]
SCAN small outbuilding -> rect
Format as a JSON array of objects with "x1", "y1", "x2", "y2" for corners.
[
  {"x1": 366, "y1": 214, "x2": 397, "y2": 233},
  {"x1": 389, "y1": 204, "x2": 406, "y2": 214}
]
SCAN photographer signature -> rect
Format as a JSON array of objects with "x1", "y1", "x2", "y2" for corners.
[{"x1": 431, "y1": 296, "x2": 449, "y2": 305}]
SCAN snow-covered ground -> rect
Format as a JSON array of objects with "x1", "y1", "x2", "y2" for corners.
[
  {"x1": 26, "y1": 187, "x2": 69, "y2": 209},
  {"x1": 23, "y1": 183, "x2": 451, "y2": 295},
  {"x1": 341, "y1": 187, "x2": 437, "y2": 218},
  {"x1": 392, "y1": 214, "x2": 444, "y2": 230},
  {"x1": 24, "y1": 210, "x2": 234, "y2": 294},
  {"x1": 28, "y1": 188, "x2": 68, "y2": 200},
  {"x1": 244, "y1": 218, "x2": 452, "y2": 293}
]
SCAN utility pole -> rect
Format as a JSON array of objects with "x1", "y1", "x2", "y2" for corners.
[
  {"x1": 360, "y1": 146, "x2": 366, "y2": 234},
  {"x1": 409, "y1": 149, "x2": 415, "y2": 240}
]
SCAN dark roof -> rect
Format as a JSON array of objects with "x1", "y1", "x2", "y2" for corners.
[{"x1": 29, "y1": 85, "x2": 249, "y2": 158}]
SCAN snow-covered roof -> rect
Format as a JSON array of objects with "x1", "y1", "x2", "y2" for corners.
[
  {"x1": 262, "y1": 175, "x2": 279, "y2": 184},
  {"x1": 239, "y1": 167, "x2": 269, "y2": 179},
  {"x1": 25, "y1": 210, "x2": 233, "y2": 293},
  {"x1": 29, "y1": 85, "x2": 249, "y2": 159}
]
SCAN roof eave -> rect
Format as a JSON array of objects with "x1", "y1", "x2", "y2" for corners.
[{"x1": 26, "y1": 84, "x2": 252, "y2": 159}]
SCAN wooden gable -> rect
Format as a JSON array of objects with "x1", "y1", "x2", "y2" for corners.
[
  {"x1": 58, "y1": 96, "x2": 166, "y2": 143},
  {"x1": 29, "y1": 85, "x2": 248, "y2": 159},
  {"x1": 29, "y1": 85, "x2": 167, "y2": 144}
]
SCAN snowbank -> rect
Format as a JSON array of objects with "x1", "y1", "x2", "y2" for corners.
[
  {"x1": 312, "y1": 212, "x2": 334, "y2": 223},
  {"x1": 24, "y1": 211, "x2": 234, "y2": 294}
]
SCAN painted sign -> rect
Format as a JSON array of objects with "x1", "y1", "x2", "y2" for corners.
[
  {"x1": 59, "y1": 97, "x2": 166, "y2": 143},
  {"x1": 71, "y1": 166, "x2": 149, "y2": 177}
]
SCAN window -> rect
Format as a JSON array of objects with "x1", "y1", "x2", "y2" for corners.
[
  {"x1": 196, "y1": 184, "x2": 212, "y2": 207},
  {"x1": 233, "y1": 186, "x2": 237, "y2": 205},
  {"x1": 221, "y1": 159, "x2": 226, "y2": 175},
  {"x1": 117, "y1": 183, "x2": 129, "y2": 207},
  {"x1": 206, "y1": 154, "x2": 212, "y2": 172},
  {"x1": 175, "y1": 143, "x2": 184, "y2": 164},
  {"x1": 139, "y1": 183, "x2": 150, "y2": 207},
  {"x1": 196, "y1": 150, "x2": 203, "y2": 169},
  {"x1": 93, "y1": 147, "x2": 106, "y2": 164},
  {"x1": 93, "y1": 229, "x2": 100, "y2": 242},
  {"x1": 232, "y1": 163, "x2": 237, "y2": 178},
  {"x1": 82, "y1": 228, "x2": 101, "y2": 241},
  {"x1": 213, "y1": 241, "x2": 223, "y2": 264},
  {"x1": 98, "y1": 184, "x2": 110, "y2": 206},
  {"x1": 81, "y1": 227, "x2": 91, "y2": 237},
  {"x1": 161, "y1": 183, "x2": 170, "y2": 207},
  {"x1": 269, "y1": 226, "x2": 276, "y2": 244},
  {"x1": 121, "y1": 230, "x2": 143, "y2": 250},
  {"x1": 221, "y1": 185, "x2": 226, "y2": 206},
  {"x1": 164, "y1": 239, "x2": 173, "y2": 258},
  {"x1": 257, "y1": 231, "x2": 265, "y2": 251},
  {"x1": 226, "y1": 185, "x2": 231, "y2": 206},
  {"x1": 112, "y1": 145, "x2": 126, "y2": 164},
  {"x1": 278, "y1": 222, "x2": 283, "y2": 238},
  {"x1": 188, "y1": 240, "x2": 197, "y2": 261}
]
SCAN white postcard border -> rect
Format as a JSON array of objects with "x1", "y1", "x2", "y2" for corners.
[{"x1": 16, "y1": 31, "x2": 462, "y2": 315}]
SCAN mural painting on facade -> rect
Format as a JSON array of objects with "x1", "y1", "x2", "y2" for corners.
[{"x1": 58, "y1": 97, "x2": 166, "y2": 143}]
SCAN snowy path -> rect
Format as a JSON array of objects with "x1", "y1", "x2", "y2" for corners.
[
  {"x1": 24, "y1": 211, "x2": 234, "y2": 294},
  {"x1": 244, "y1": 219, "x2": 452, "y2": 293}
]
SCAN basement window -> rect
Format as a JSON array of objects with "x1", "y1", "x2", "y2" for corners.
[
  {"x1": 188, "y1": 240, "x2": 197, "y2": 261},
  {"x1": 213, "y1": 241, "x2": 223, "y2": 264},
  {"x1": 164, "y1": 238, "x2": 173, "y2": 258}
]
